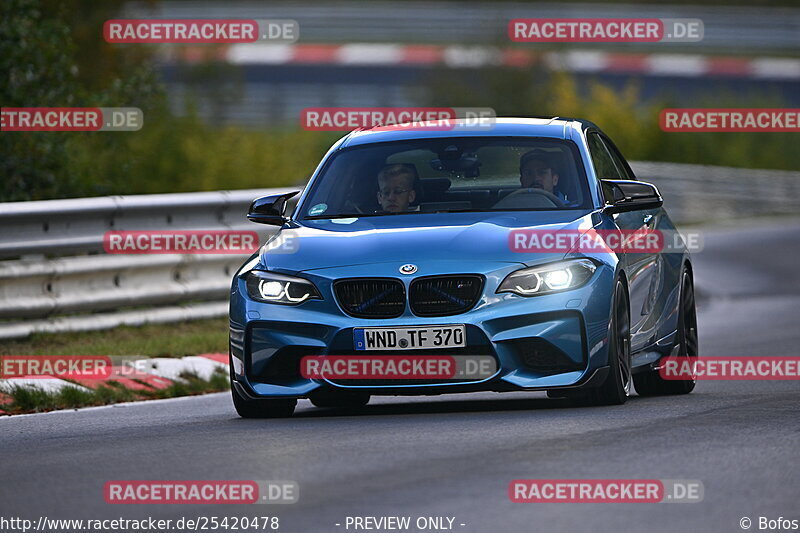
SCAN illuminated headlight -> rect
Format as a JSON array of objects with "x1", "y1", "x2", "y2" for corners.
[
  {"x1": 245, "y1": 270, "x2": 322, "y2": 305},
  {"x1": 497, "y1": 259, "x2": 597, "y2": 297}
]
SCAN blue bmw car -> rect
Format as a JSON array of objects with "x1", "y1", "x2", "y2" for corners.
[{"x1": 229, "y1": 117, "x2": 698, "y2": 418}]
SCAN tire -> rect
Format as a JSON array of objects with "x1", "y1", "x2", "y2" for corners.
[
  {"x1": 230, "y1": 363, "x2": 296, "y2": 418},
  {"x1": 634, "y1": 267, "x2": 698, "y2": 396},
  {"x1": 579, "y1": 279, "x2": 632, "y2": 406},
  {"x1": 309, "y1": 388, "x2": 370, "y2": 409}
]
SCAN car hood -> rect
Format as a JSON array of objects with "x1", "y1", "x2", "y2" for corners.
[{"x1": 260, "y1": 211, "x2": 596, "y2": 274}]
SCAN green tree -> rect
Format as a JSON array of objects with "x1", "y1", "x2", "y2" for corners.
[
  {"x1": 1, "y1": 0, "x2": 163, "y2": 201},
  {"x1": 1, "y1": 0, "x2": 80, "y2": 200}
]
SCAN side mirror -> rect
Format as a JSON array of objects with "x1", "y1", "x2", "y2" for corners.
[
  {"x1": 601, "y1": 180, "x2": 663, "y2": 214},
  {"x1": 247, "y1": 191, "x2": 300, "y2": 226}
]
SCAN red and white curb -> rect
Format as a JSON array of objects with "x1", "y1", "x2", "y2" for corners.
[
  {"x1": 165, "y1": 43, "x2": 800, "y2": 80},
  {"x1": 0, "y1": 353, "x2": 229, "y2": 415}
]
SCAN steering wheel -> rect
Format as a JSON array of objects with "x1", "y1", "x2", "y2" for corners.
[{"x1": 495, "y1": 188, "x2": 565, "y2": 209}]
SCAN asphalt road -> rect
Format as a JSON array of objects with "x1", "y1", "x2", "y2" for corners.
[{"x1": 2, "y1": 220, "x2": 799, "y2": 533}]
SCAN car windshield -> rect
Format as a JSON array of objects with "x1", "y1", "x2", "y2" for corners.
[{"x1": 299, "y1": 137, "x2": 592, "y2": 219}]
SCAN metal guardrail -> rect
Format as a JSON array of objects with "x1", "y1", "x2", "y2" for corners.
[
  {"x1": 0, "y1": 188, "x2": 293, "y2": 339},
  {"x1": 0, "y1": 162, "x2": 799, "y2": 339},
  {"x1": 0, "y1": 189, "x2": 285, "y2": 258},
  {"x1": 632, "y1": 162, "x2": 800, "y2": 224}
]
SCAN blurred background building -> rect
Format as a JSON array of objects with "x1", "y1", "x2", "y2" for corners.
[{"x1": 126, "y1": 1, "x2": 800, "y2": 127}]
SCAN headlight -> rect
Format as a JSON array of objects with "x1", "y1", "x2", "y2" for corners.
[
  {"x1": 497, "y1": 259, "x2": 597, "y2": 297},
  {"x1": 245, "y1": 270, "x2": 322, "y2": 305}
]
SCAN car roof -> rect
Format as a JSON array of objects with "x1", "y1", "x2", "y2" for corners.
[{"x1": 338, "y1": 116, "x2": 597, "y2": 148}]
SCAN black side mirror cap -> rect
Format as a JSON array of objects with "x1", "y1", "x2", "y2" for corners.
[
  {"x1": 247, "y1": 191, "x2": 300, "y2": 226},
  {"x1": 601, "y1": 180, "x2": 663, "y2": 214}
]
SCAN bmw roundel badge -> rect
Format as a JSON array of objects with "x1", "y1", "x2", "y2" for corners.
[{"x1": 399, "y1": 264, "x2": 417, "y2": 275}]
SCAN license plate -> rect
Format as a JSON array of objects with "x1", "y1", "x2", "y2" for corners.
[{"x1": 354, "y1": 325, "x2": 466, "y2": 351}]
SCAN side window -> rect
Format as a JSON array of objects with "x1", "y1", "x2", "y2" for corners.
[
  {"x1": 588, "y1": 132, "x2": 624, "y2": 203},
  {"x1": 587, "y1": 133, "x2": 624, "y2": 180},
  {"x1": 600, "y1": 135, "x2": 635, "y2": 181}
]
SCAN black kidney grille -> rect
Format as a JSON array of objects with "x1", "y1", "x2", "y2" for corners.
[
  {"x1": 334, "y1": 278, "x2": 406, "y2": 318},
  {"x1": 409, "y1": 275, "x2": 483, "y2": 316}
]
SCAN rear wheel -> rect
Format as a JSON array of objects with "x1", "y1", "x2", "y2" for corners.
[
  {"x1": 634, "y1": 268, "x2": 698, "y2": 396},
  {"x1": 309, "y1": 388, "x2": 370, "y2": 409},
  {"x1": 230, "y1": 360, "x2": 296, "y2": 418}
]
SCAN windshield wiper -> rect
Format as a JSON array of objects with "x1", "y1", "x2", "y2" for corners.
[
  {"x1": 304, "y1": 213, "x2": 385, "y2": 220},
  {"x1": 305, "y1": 208, "x2": 581, "y2": 219}
]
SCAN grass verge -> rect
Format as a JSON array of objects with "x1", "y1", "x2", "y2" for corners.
[
  {"x1": 0, "y1": 318, "x2": 229, "y2": 357},
  {"x1": 0, "y1": 318, "x2": 231, "y2": 415},
  {"x1": 1, "y1": 368, "x2": 230, "y2": 415}
]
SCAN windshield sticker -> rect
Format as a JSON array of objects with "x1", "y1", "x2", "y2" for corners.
[{"x1": 308, "y1": 203, "x2": 327, "y2": 216}]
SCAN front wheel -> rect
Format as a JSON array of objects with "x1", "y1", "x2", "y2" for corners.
[
  {"x1": 581, "y1": 279, "x2": 632, "y2": 406},
  {"x1": 634, "y1": 268, "x2": 698, "y2": 396},
  {"x1": 230, "y1": 362, "x2": 296, "y2": 418}
]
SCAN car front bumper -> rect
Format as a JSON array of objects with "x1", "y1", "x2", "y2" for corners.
[{"x1": 230, "y1": 261, "x2": 616, "y2": 398}]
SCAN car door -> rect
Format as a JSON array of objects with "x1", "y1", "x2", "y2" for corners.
[{"x1": 587, "y1": 131, "x2": 660, "y2": 352}]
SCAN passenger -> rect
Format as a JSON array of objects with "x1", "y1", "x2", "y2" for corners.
[{"x1": 377, "y1": 163, "x2": 418, "y2": 213}]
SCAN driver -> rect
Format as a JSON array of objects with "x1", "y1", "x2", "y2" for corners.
[
  {"x1": 518, "y1": 149, "x2": 569, "y2": 203},
  {"x1": 377, "y1": 163, "x2": 418, "y2": 213}
]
